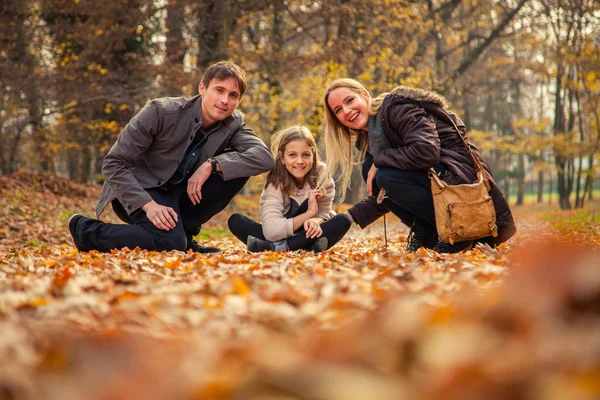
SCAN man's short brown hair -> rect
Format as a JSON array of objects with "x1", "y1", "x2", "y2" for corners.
[{"x1": 201, "y1": 61, "x2": 247, "y2": 98}]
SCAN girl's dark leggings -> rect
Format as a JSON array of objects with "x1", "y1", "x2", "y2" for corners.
[{"x1": 228, "y1": 213, "x2": 352, "y2": 251}]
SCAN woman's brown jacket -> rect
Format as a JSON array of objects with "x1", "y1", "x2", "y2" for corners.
[{"x1": 347, "y1": 87, "x2": 516, "y2": 246}]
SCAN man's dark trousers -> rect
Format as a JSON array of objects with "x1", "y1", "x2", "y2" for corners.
[{"x1": 73, "y1": 174, "x2": 248, "y2": 252}]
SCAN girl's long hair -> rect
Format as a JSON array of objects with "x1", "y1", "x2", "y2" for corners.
[
  {"x1": 266, "y1": 125, "x2": 322, "y2": 196},
  {"x1": 322, "y1": 78, "x2": 388, "y2": 201}
]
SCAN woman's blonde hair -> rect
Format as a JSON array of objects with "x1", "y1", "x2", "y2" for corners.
[
  {"x1": 322, "y1": 78, "x2": 388, "y2": 201},
  {"x1": 266, "y1": 125, "x2": 321, "y2": 195}
]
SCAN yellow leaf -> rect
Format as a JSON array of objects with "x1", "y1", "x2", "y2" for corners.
[
  {"x1": 428, "y1": 305, "x2": 456, "y2": 325},
  {"x1": 45, "y1": 259, "x2": 59, "y2": 267},
  {"x1": 574, "y1": 368, "x2": 600, "y2": 394},
  {"x1": 204, "y1": 298, "x2": 221, "y2": 309},
  {"x1": 231, "y1": 278, "x2": 250, "y2": 296},
  {"x1": 263, "y1": 253, "x2": 279, "y2": 261},
  {"x1": 30, "y1": 297, "x2": 50, "y2": 307}
]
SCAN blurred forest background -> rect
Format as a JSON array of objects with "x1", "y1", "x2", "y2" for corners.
[{"x1": 1, "y1": 0, "x2": 599, "y2": 209}]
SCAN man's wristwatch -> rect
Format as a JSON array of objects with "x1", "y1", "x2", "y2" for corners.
[{"x1": 207, "y1": 157, "x2": 218, "y2": 173}]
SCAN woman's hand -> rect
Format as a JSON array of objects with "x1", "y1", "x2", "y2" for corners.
[
  {"x1": 366, "y1": 163, "x2": 378, "y2": 196},
  {"x1": 304, "y1": 218, "x2": 323, "y2": 239}
]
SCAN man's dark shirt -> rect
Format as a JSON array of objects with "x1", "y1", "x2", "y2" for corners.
[{"x1": 162, "y1": 121, "x2": 222, "y2": 189}]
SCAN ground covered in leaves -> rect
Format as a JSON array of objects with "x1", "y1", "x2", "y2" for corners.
[{"x1": 0, "y1": 172, "x2": 599, "y2": 399}]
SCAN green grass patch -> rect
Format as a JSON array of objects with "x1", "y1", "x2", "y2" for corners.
[
  {"x1": 539, "y1": 202, "x2": 600, "y2": 235},
  {"x1": 60, "y1": 210, "x2": 76, "y2": 222},
  {"x1": 507, "y1": 189, "x2": 600, "y2": 206},
  {"x1": 195, "y1": 227, "x2": 231, "y2": 240},
  {"x1": 29, "y1": 240, "x2": 47, "y2": 249}
]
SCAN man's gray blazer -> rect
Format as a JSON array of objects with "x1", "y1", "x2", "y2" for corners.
[{"x1": 95, "y1": 95, "x2": 273, "y2": 218}]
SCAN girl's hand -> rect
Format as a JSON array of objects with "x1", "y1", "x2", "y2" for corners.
[
  {"x1": 307, "y1": 190, "x2": 319, "y2": 218},
  {"x1": 304, "y1": 219, "x2": 323, "y2": 239},
  {"x1": 366, "y1": 163, "x2": 378, "y2": 196}
]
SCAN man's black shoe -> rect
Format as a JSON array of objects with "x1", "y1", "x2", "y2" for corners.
[
  {"x1": 188, "y1": 239, "x2": 220, "y2": 253},
  {"x1": 68, "y1": 214, "x2": 85, "y2": 251},
  {"x1": 247, "y1": 236, "x2": 275, "y2": 252}
]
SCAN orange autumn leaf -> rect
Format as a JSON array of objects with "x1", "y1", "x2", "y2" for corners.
[
  {"x1": 110, "y1": 291, "x2": 141, "y2": 305},
  {"x1": 164, "y1": 258, "x2": 181, "y2": 269},
  {"x1": 314, "y1": 266, "x2": 326, "y2": 276},
  {"x1": 231, "y1": 278, "x2": 250, "y2": 296},
  {"x1": 51, "y1": 268, "x2": 72, "y2": 291}
]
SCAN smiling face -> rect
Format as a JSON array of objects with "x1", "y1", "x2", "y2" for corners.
[
  {"x1": 326, "y1": 86, "x2": 370, "y2": 131},
  {"x1": 199, "y1": 77, "x2": 241, "y2": 128},
  {"x1": 280, "y1": 139, "x2": 314, "y2": 186}
]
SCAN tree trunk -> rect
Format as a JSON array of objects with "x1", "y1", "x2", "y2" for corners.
[
  {"x1": 516, "y1": 153, "x2": 525, "y2": 205},
  {"x1": 166, "y1": 0, "x2": 186, "y2": 66},
  {"x1": 87, "y1": 144, "x2": 98, "y2": 184},
  {"x1": 512, "y1": 73, "x2": 525, "y2": 206},
  {"x1": 5, "y1": 0, "x2": 48, "y2": 173},
  {"x1": 554, "y1": 66, "x2": 571, "y2": 210},
  {"x1": 162, "y1": 0, "x2": 187, "y2": 94},
  {"x1": 196, "y1": 0, "x2": 234, "y2": 69},
  {"x1": 504, "y1": 174, "x2": 510, "y2": 204},
  {"x1": 537, "y1": 170, "x2": 544, "y2": 203},
  {"x1": 265, "y1": 0, "x2": 284, "y2": 132},
  {"x1": 548, "y1": 173, "x2": 553, "y2": 205},
  {"x1": 574, "y1": 89, "x2": 586, "y2": 208}
]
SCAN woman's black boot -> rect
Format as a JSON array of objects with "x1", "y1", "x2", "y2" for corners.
[
  {"x1": 406, "y1": 221, "x2": 437, "y2": 253},
  {"x1": 432, "y1": 240, "x2": 473, "y2": 254}
]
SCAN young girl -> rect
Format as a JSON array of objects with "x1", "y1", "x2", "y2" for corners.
[{"x1": 228, "y1": 125, "x2": 352, "y2": 252}]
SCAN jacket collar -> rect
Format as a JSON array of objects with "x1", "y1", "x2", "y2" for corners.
[{"x1": 389, "y1": 86, "x2": 448, "y2": 108}]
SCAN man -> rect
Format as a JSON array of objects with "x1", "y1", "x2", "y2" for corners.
[{"x1": 68, "y1": 61, "x2": 273, "y2": 253}]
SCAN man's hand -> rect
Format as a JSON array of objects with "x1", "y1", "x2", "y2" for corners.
[
  {"x1": 304, "y1": 218, "x2": 323, "y2": 239},
  {"x1": 187, "y1": 161, "x2": 212, "y2": 205},
  {"x1": 366, "y1": 163, "x2": 378, "y2": 196},
  {"x1": 142, "y1": 200, "x2": 178, "y2": 230}
]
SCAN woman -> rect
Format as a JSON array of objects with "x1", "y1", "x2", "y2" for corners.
[{"x1": 322, "y1": 79, "x2": 516, "y2": 253}]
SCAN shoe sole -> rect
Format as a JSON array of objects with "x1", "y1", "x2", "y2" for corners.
[
  {"x1": 68, "y1": 214, "x2": 84, "y2": 251},
  {"x1": 188, "y1": 239, "x2": 220, "y2": 253}
]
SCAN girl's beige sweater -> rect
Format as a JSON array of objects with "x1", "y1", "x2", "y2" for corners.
[{"x1": 259, "y1": 175, "x2": 335, "y2": 241}]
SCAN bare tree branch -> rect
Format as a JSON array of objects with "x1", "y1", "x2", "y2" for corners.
[{"x1": 441, "y1": 0, "x2": 529, "y2": 91}]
